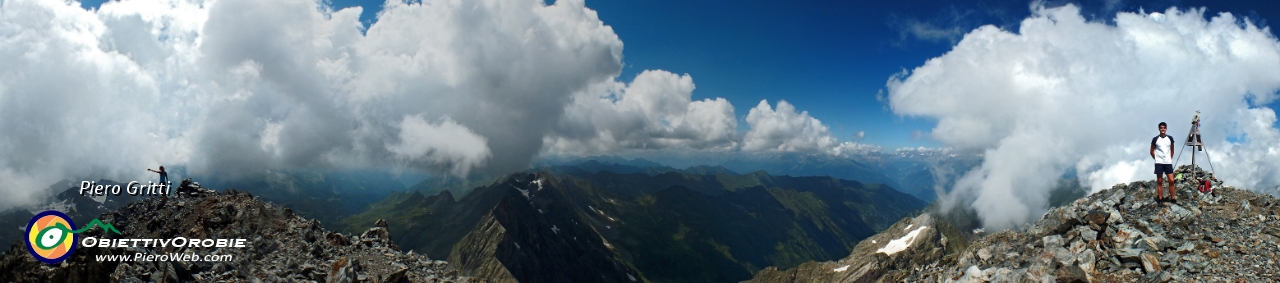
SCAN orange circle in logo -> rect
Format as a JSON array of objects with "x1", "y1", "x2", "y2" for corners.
[{"x1": 26, "y1": 211, "x2": 77, "y2": 264}]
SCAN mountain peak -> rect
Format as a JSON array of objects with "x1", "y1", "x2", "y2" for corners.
[
  {"x1": 750, "y1": 165, "x2": 1280, "y2": 282},
  {"x1": 449, "y1": 171, "x2": 643, "y2": 283},
  {"x1": 682, "y1": 165, "x2": 738, "y2": 175},
  {"x1": 347, "y1": 169, "x2": 926, "y2": 282}
]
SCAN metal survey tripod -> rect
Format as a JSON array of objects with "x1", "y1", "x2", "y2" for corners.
[{"x1": 1176, "y1": 111, "x2": 1216, "y2": 193}]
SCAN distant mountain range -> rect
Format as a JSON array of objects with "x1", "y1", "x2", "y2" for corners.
[
  {"x1": 6, "y1": 159, "x2": 1250, "y2": 283},
  {"x1": 537, "y1": 152, "x2": 981, "y2": 203},
  {"x1": 192, "y1": 169, "x2": 409, "y2": 230},
  {"x1": 0, "y1": 180, "x2": 144, "y2": 249},
  {"x1": 0, "y1": 156, "x2": 945, "y2": 282},
  {"x1": 0, "y1": 169, "x2": 410, "y2": 252},
  {"x1": 342, "y1": 162, "x2": 928, "y2": 283}
]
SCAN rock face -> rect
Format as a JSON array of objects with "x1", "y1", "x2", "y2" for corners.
[
  {"x1": 0, "y1": 179, "x2": 471, "y2": 283},
  {"x1": 748, "y1": 165, "x2": 1280, "y2": 282},
  {"x1": 747, "y1": 213, "x2": 958, "y2": 283},
  {"x1": 348, "y1": 167, "x2": 927, "y2": 283},
  {"x1": 447, "y1": 173, "x2": 642, "y2": 283},
  {"x1": 0, "y1": 180, "x2": 146, "y2": 248}
]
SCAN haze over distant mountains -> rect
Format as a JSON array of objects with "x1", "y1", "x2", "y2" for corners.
[
  {"x1": 0, "y1": 151, "x2": 972, "y2": 252},
  {"x1": 341, "y1": 161, "x2": 928, "y2": 283},
  {"x1": 537, "y1": 150, "x2": 981, "y2": 203},
  {"x1": 0, "y1": 155, "x2": 934, "y2": 283}
]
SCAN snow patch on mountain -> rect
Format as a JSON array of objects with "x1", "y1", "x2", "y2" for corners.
[{"x1": 876, "y1": 225, "x2": 928, "y2": 255}]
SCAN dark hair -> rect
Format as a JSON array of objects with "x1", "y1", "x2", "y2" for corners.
[
  {"x1": 159, "y1": 166, "x2": 165, "y2": 171},
  {"x1": 1158, "y1": 122, "x2": 1167, "y2": 128}
]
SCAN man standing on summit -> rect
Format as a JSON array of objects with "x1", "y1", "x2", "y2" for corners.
[{"x1": 1151, "y1": 122, "x2": 1176, "y2": 204}]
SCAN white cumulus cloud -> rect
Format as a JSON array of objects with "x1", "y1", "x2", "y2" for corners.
[
  {"x1": 544, "y1": 70, "x2": 739, "y2": 154},
  {"x1": 888, "y1": 4, "x2": 1280, "y2": 230},
  {"x1": 387, "y1": 115, "x2": 490, "y2": 177},
  {"x1": 0, "y1": 0, "x2": 623, "y2": 210},
  {"x1": 743, "y1": 100, "x2": 839, "y2": 152},
  {"x1": 0, "y1": 0, "x2": 860, "y2": 212}
]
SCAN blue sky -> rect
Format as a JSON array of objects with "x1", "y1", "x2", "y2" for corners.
[
  {"x1": 583, "y1": 0, "x2": 1280, "y2": 151},
  {"x1": 71, "y1": 0, "x2": 1280, "y2": 149},
  {"x1": 308, "y1": 0, "x2": 1278, "y2": 149},
  {"x1": 18, "y1": 0, "x2": 1274, "y2": 228}
]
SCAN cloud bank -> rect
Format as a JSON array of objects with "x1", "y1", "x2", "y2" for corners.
[
  {"x1": 0, "y1": 0, "x2": 863, "y2": 210},
  {"x1": 742, "y1": 100, "x2": 839, "y2": 152},
  {"x1": 0, "y1": 0, "x2": 625, "y2": 209},
  {"x1": 888, "y1": 4, "x2": 1280, "y2": 230},
  {"x1": 543, "y1": 70, "x2": 740, "y2": 154}
]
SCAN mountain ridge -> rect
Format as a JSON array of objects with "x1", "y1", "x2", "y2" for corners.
[
  {"x1": 345, "y1": 165, "x2": 927, "y2": 283},
  {"x1": 747, "y1": 165, "x2": 1280, "y2": 282},
  {"x1": 535, "y1": 154, "x2": 982, "y2": 202},
  {"x1": 0, "y1": 179, "x2": 472, "y2": 283}
]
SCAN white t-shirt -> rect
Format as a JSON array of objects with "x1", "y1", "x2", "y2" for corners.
[{"x1": 1151, "y1": 135, "x2": 1174, "y2": 164}]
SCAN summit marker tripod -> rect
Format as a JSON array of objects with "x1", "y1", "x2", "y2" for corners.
[{"x1": 1175, "y1": 111, "x2": 1216, "y2": 193}]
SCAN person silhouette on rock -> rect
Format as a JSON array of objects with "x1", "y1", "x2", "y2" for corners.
[{"x1": 147, "y1": 166, "x2": 168, "y2": 185}]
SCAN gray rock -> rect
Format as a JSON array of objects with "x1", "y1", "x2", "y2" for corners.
[
  {"x1": 1056, "y1": 265, "x2": 1088, "y2": 283},
  {"x1": 1108, "y1": 188, "x2": 1126, "y2": 205},
  {"x1": 385, "y1": 268, "x2": 409, "y2": 283},
  {"x1": 1167, "y1": 205, "x2": 1194, "y2": 223},
  {"x1": 1116, "y1": 248, "x2": 1144, "y2": 263},
  {"x1": 1139, "y1": 236, "x2": 1170, "y2": 252},
  {"x1": 1181, "y1": 255, "x2": 1207, "y2": 272},
  {"x1": 1077, "y1": 249, "x2": 1096, "y2": 272},
  {"x1": 1135, "y1": 219, "x2": 1157, "y2": 235},
  {"x1": 1175, "y1": 242, "x2": 1196, "y2": 254},
  {"x1": 1140, "y1": 252, "x2": 1162, "y2": 273},
  {"x1": 1051, "y1": 247, "x2": 1075, "y2": 267},
  {"x1": 1083, "y1": 211, "x2": 1108, "y2": 227},
  {"x1": 985, "y1": 267, "x2": 1016, "y2": 283},
  {"x1": 327, "y1": 257, "x2": 357, "y2": 283},
  {"x1": 1114, "y1": 225, "x2": 1146, "y2": 248},
  {"x1": 1077, "y1": 226, "x2": 1099, "y2": 242},
  {"x1": 1068, "y1": 239, "x2": 1086, "y2": 254},
  {"x1": 1159, "y1": 252, "x2": 1179, "y2": 270},
  {"x1": 977, "y1": 247, "x2": 992, "y2": 262},
  {"x1": 1043, "y1": 235, "x2": 1064, "y2": 248},
  {"x1": 954, "y1": 266, "x2": 986, "y2": 283},
  {"x1": 1137, "y1": 270, "x2": 1175, "y2": 283},
  {"x1": 1264, "y1": 226, "x2": 1280, "y2": 238}
]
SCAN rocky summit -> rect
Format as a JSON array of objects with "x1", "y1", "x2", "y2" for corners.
[
  {"x1": 0, "y1": 179, "x2": 473, "y2": 283},
  {"x1": 749, "y1": 165, "x2": 1280, "y2": 283}
]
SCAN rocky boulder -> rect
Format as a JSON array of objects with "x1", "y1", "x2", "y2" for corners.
[
  {"x1": 0, "y1": 181, "x2": 472, "y2": 283},
  {"x1": 746, "y1": 213, "x2": 953, "y2": 283},
  {"x1": 749, "y1": 165, "x2": 1280, "y2": 283}
]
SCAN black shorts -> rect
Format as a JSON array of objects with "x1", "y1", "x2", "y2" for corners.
[{"x1": 1154, "y1": 164, "x2": 1174, "y2": 175}]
